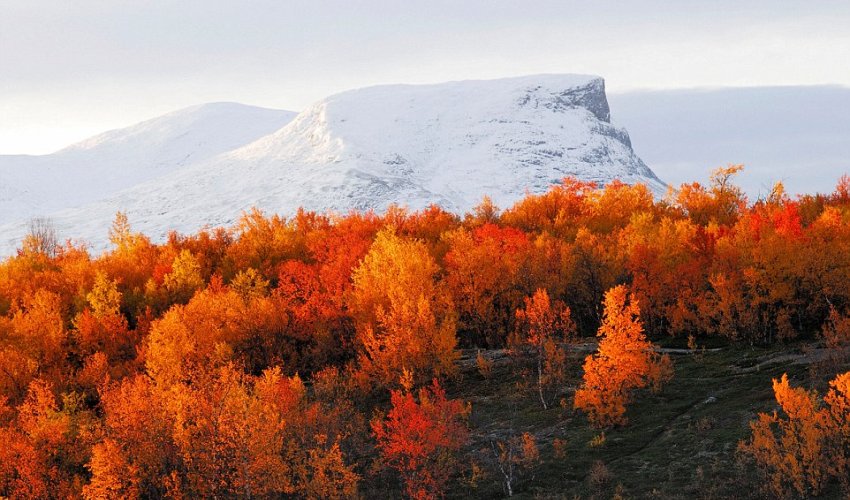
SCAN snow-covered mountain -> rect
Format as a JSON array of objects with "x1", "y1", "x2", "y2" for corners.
[
  {"x1": 0, "y1": 74, "x2": 665, "y2": 254},
  {"x1": 0, "y1": 103, "x2": 297, "y2": 224}
]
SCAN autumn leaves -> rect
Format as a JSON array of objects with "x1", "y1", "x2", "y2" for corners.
[
  {"x1": 351, "y1": 230, "x2": 458, "y2": 386},
  {"x1": 739, "y1": 372, "x2": 850, "y2": 497},
  {"x1": 3, "y1": 165, "x2": 850, "y2": 497},
  {"x1": 505, "y1": 285, "x2": 672, "y2": 426},
  {"x1": 509, "y1": 289, "x2": 574, "y2": 410},
  {"x1": 574, "y1": 286, "x2": 672, "y2": 427},
  {"x1": 372, "y1": 380, "x2": 469, "y2": 500},
  {"x1": 350, "y1": 227, "x2": 672, "y2": 429}
]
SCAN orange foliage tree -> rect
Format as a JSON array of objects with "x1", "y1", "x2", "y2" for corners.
[
  {"x1": 622, "y1": 215, "x2": 714, "y2": 337},
  {"x1": 443, "y1": 223, "x2": 531, "y2": 347},
  {"x1": 510, "y1": 288, "x2": 575, "y2": 409},
  {"x1": 675, "y1": 164, "x2": 746, "y2": 226},
  {"x1": 489, "y1": 430, "x2": 540, "y2": 497},
  {"x1": 740, "y1": 372, "x2": 850, "y2": 497},
  {"x1": 7, "y1": 291, "x2": 67, "y2": 397},
  {"x1": 563, "y1": 228, "x2": 624, "y2": 331},
  {"x1": 574, "y1": 285, "x2": 672, "y2": 427},
  {"x1": 86, "y1": 364, "x2": 360, "y2": 499},
  {"x1": 0, "y1": 379, "x2": 95, "y2": 498}
]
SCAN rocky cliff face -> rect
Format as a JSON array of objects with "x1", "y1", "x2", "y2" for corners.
[
  {"x1": 517, "y1": 77, "x2": 611, "y2": 121},
  {"x1": 0, "y1": 75, "x2": 665, "y2": 254}
]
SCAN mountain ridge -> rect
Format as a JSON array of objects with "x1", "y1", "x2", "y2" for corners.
[
  {"x1": 0, "y1": 102, "x2": 297, "y2": 225},
  {"x1": 0, "y1": 74, "x2": 665, "y2": 254}
]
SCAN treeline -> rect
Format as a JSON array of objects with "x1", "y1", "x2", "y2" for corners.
[{"x1": 0, "y1": 165, "x2": 849, "y2": 497}]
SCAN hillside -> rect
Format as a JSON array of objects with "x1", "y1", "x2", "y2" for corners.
[
  {"x1": 447, "y1": 340, "x2": 814, "y2": 499},
  {"x1": 1, "y1": 175, "x2": 849, "y2": 498}
]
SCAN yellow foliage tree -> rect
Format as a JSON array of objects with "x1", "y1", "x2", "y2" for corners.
[
  {"x1": 350, "y1": 229, "x2": 458, "y2": 386},
  {"x1": 162, "y1": 250, "x2": 204, "y2": 304},
  {"x1": 87, "y1": 271, "x2": 122, "y2": 318},
  {"x1": 74, "y1": 271, "x2": 134, "y2": 362}
]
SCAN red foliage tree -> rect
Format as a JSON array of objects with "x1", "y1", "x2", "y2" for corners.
[{"x1": 372, "y1": 380, "x2": 470, "y2": 499}]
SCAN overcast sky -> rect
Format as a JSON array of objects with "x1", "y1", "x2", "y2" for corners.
[{"x1": 2, "y1": 0, "x2": 850, "y2": 154}]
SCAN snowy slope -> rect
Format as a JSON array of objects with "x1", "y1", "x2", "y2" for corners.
[
  {"x1": 0, "y1": 75, "x2": 664, "y2": 254},
  {"x1": 0, "y1": 102, "x2": 297, "y2": 224}
]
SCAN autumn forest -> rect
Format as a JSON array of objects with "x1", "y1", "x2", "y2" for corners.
[{"x1": 2, "y1": 165, "x2": 850, "y2": 498}]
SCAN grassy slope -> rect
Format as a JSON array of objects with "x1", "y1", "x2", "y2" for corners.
[{"x1": 445, "y1": 341, "x2": 824, "y2": 499}]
